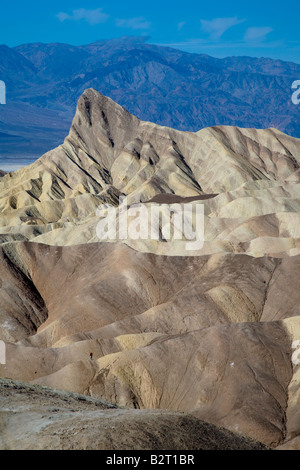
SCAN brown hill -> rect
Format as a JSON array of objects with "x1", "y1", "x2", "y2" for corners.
[
  {"x1": 0, "y1": 89, "x2": 300, "y2": 450},
  {"x1": 0, "y1": 378, "x2": 269, "y2": 450}
]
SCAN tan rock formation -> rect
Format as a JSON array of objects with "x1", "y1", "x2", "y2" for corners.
[
  {"x1": 0, "y1": 89, "x2": 300, "y2": 257},
  {"x1": 0, "y1": 89, "x2": 300, "y2": 450}
]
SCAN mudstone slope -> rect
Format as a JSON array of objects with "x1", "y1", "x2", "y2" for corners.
[{"x1": 1, "y1": 89, "x2": 300, "y2": 449}]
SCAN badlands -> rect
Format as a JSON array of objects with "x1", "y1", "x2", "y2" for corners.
[{"x1": 1, "y1": 89, "x2": 300, "y2": 449}]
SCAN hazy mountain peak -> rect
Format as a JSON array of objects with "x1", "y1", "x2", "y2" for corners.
[{"x1": 1, "y1": 39, "x2": 300, "y2": 163}]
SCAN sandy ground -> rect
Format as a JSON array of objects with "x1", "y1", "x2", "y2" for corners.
[{"x1": 0, "y1": 378, "x2": 269, "y2": 451}]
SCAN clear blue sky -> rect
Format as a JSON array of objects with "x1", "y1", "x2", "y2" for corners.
[{"x1": 1, "y1": 0, "x2": 300, "y2": 63}]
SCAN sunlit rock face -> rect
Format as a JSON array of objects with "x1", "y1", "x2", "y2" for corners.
[{"x1": 1, "y1": 89, "x2": 300, "y2": 449}]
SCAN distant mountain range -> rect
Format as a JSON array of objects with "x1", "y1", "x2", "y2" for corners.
[{"x1": 0, "y1": 36, "x2": 299, "y2": 165}]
